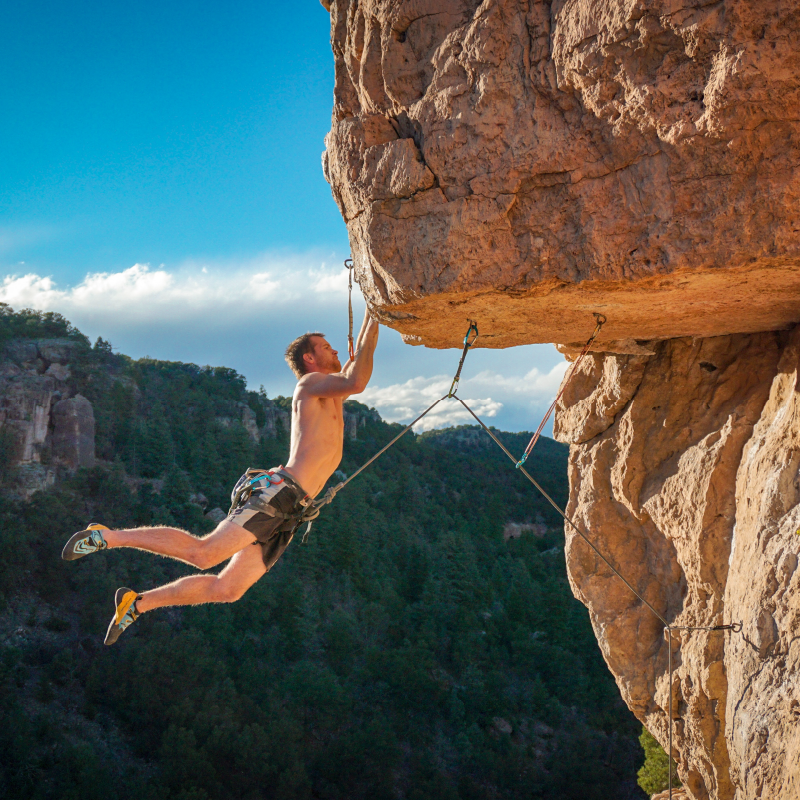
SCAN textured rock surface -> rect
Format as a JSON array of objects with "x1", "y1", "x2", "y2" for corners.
[
  {"x1": 0, "y1": 338, "x2": 75, "y2": 466},
  {"x1": 0, "y1": 339, "x2": 95, "y2": 493},
  {"x1": 553, "y1": 326, "x2": 800, "y2": 800},
  {"x1": 724, "y1": 327, "x2": 800, "y2": 800},
  {"x1": 52, "y1": 395, "x2": 95, "y2": 470},
  {"x1": 321, "y1": 2, "x2": 800, "y2": 796},
  {"x1": 323, "y1": 0, "x2": 800, "y2": 350}
]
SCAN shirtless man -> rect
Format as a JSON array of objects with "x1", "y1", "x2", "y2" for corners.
[{"x1": 62, "y1": 309, "x2": 379, "y2": 644}]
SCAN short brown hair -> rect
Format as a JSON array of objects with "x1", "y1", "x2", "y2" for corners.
[{"x1": 285, "y1": 332, "x2": 324, "y2": 379}]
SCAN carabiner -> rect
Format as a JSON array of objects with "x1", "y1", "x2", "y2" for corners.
[{"x1": 463, "y1": 321, "x2": 479, "y2": 348}]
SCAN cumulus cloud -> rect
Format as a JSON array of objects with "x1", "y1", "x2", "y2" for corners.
[{"x1": 360, "y1": 375, "x2": 503, "y2": 431}]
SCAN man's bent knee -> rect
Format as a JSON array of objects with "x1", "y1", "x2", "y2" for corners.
[
  {"x1": 210, "y1": 579, "x2": 249, "y2": 604},
  {"x1": 191, "y1": 546, "x2": 225, "y2": 571}
]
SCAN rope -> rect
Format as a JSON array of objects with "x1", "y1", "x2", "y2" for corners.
[
  {"x1": 452, "y1": 395, "x2": 670, "y2": 626},
  {"x1": 301, "y1": 320, "x2": 478, "y2": 541},
  {"x1": 516, "y1": 312, "x2": 606, "y2": 468},
  {"x1": 454, "y1": 393, "x2": 743, "y2": 800},
  {"x1": 345, "y1": 258, "x2": 355, "y2": 361},
  {"x1": 299, "y1": 393, "x2": 449, "y2": 542}
]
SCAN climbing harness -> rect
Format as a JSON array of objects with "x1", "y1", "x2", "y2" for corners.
[
  {"x1": 516, "y1": 312, "x2": 606, "y2": 468},
  {"x1": 448, "y1": 321, "x2": 479, "y2": 397},
  {"x1": 345, "y1": 258, "x2": 355, "y2": 361}
]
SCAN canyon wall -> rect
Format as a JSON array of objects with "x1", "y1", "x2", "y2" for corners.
[
  {"x1": 322, "y1": 1, "x2": 800, "y2": 797},
  {"x1": 0, "y1": 338, "x2": 95, "y2": 497},
  {"x1": 553, "y1": 327, "x2": 800, "y2": 800}
]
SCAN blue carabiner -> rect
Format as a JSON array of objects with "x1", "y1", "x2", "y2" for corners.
[{"x1": 464, "y1": 321, "x2": 479, "y2": 348}]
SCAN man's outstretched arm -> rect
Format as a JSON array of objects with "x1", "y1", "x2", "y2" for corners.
[
  {"x1": 341, "y1": 307, "x2": 377, "y2": 372},
  {"x1": 303, "y1": 310, "x2": 379, "y2": 398}
]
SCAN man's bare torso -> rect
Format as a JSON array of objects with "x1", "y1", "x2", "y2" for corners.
[
  {"x1": 281, "y1": 313, "x2": 379, "y2": 498},
  {"x1": 284, "y1": 387, "x2": 345, "y2": 498}
]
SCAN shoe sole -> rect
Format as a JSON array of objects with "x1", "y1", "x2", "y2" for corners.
[
  {"x1": 62, "y1": 523, "x2": 108, "y2": 561},
  {"x1": 104, "y1": 587, "x2": 138, "y2": 646}
]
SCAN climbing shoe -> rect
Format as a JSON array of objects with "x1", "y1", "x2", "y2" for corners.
[
  {"x1": 62, "y1": 523, "x2": 109, "y2": 561},
  {"x1": 104, "y1": 588, "x2": 141, "y2": 646}
]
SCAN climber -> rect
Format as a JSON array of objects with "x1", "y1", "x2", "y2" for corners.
[{"x1": 62, "y1": 309, "x2": 380, "y2": 644}]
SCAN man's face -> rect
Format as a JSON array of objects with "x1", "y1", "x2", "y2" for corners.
[{"x1": 305, "y1": 336, "x2": 341, "y2": 374}]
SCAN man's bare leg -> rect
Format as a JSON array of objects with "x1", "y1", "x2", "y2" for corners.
[
  {"x1": 136, "y1": 542, "x2": 267, "y2": 613},
  {"x1": 103, "y1": 519, "x2": 256, "y2": 570}
]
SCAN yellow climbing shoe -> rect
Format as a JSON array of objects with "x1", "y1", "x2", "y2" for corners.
[{"x1": 104, "y1": 587, "x2": 141, "y2": 646}]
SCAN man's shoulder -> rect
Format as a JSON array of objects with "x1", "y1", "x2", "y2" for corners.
[
  {"x1": 296, "y1": 372, "x2": 326, "y2": 392},
  {"x1": 297, "y1": 371, "x2": 346, "y2": 390}
]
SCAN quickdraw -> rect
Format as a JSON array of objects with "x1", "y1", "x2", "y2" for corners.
[{"x1": 448, "y1": 321, "x2": 479, "y2": 398}]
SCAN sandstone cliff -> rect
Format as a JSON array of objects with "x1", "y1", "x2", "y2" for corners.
[
  {"x1": 553, "y1": 327, "x2": 800, "y2": 800},
  {"x1": 322, "y1": 3, "x2": 800, "y2": 798}
]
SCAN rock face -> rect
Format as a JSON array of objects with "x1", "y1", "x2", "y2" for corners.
[
  {"x1": 52, "y1": 395, "x2": 95, "y2": 470},
  {"x1": 321, "y1": 2, "x2": 800, "y2": 796},
  {"x1": 553, "y1": 325, "x2": 800, "y2": 800},
  {"x1": 323, "y1": 0, "x2": 800, "y2": 350},
  {"x1": 0, "y1": 338, "x2": 95, "y2": 494}
]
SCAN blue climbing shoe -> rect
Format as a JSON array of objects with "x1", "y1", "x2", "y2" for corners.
[
  {"x1": 62, "y1": 523, "x2": 109, "y2": 561},
  {"x1": 104, "y1": 587, "x2": 141, "y2": 646}
]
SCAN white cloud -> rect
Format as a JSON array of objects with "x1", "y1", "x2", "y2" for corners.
[
  {"x1": 359, "y1": 362, "x2": 566, "y2": 432},
  {"x1": 0, "y1": 254, "x2": 351, "y2": 325},
  {"x1": 361, "y1": 375, "x2": 501, "y2": 431}
]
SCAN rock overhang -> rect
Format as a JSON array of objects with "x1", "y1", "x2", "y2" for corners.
[{"x1": 322, "y1": 0, "x2": 800, "y2": 351}]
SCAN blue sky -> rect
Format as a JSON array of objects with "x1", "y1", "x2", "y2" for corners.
[{"x1": 1, "y1": 0, "x2": 565, "y2": 432}]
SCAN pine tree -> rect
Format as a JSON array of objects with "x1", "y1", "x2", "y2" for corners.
[{"x1": 638, "y1": 726, "x2": 680, "y2": 794}]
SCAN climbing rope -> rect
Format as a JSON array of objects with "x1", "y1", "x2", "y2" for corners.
[
  {"x1": 299, "y1": 392, "x2": 450, "y2": 542},
  {"x1": 453, "y1": 393, "x2": 671, "y2": 626},
  {"x1": 516, "y1": 312, "x2": 606, "y2": 468},
  {"x1": 456, "y1": 391, "x2": 742, "y2": 800},
  {"x1": 345, "y1": 258, "x2": 355, "y2": 361}
]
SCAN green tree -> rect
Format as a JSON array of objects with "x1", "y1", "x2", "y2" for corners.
[
  {"x1": 638, "y1": 726, "x2": 679, "y2": 794},
  {"x1": 137, "y1": 404, "x2": 175, "y2": 477}
]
